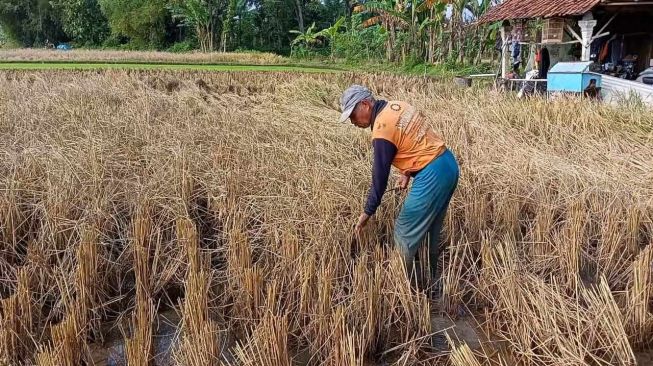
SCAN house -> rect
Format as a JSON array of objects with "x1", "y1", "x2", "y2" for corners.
[{"x1": 480, "y1": 0, "x2": 653, "y2": 104}]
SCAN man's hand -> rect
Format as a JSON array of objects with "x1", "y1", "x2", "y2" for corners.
[
  {"x1": 397, "y1": 174, "x2": 410, "y2": 190},
  {"x1": 354, "y1": 213, "x2": 371, "y2": 236}
]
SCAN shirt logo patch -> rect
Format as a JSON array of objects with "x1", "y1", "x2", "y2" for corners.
[{"x1": 390, "y1": 104, "x2": 401, "y2": 111}]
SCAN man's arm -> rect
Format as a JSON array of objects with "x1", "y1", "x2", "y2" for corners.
[{"x1": 364, "y1": 138, "x2": 397, "y2": 216}]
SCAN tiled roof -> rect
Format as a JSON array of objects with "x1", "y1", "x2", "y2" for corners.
[{"x1": 479, "y1": 0, "x2": 600, "y2": 23}]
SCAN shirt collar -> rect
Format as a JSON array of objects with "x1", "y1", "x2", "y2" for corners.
[{"x1": 369, "y1": 100, "x2": 388, "y2": 130}]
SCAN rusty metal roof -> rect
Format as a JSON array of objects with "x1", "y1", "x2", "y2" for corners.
[
  {"x1": 479, "y1": 0, "x2": 601, "y2": 23},
  {"x1": 601, "y1": 0, "x2": 651, "y2": 3}
]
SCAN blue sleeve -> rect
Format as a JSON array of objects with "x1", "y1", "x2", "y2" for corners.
[{"x1": 364, "y1": 139, "x2": 397, "y2": 216}]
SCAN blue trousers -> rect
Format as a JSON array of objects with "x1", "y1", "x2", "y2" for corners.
[{"x1": 394, "y1": 149, "x2": 460, "y2": 279}]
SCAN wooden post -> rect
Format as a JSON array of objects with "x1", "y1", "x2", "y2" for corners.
[
  {"x1": 578, "y1": 13, "x2": 597, "y2": 62},
  {"x1": 500, "y1": 22, "x2": 510, "y2": 78}
]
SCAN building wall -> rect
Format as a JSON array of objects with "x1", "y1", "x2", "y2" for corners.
[{"x1": 601, "y1": 75, "x2": 653, "y2": 105}]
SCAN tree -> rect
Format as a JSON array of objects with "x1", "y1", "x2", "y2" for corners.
[
  {"x1": 355, "y1": 0, "x2": 409, "y2": 61},
  {"x1": 221, "y1": 0, "x2": 237, "y2": 51},
  {"x1": 168, "y1": 0, "x2": 217, "y2": 51},
  {"x1": 466, "y1": 0, "x2": 492, "y2": 64},
  {"x1": 99, "y1": 0, "x2": 169, "y2": 48},
  {"x1": 229, "y1": 0, "x2": 257, "y2": 50},
  {"x1": 290, "y1": 22, "x2": 321, "y2": 47},
  {"x1": 52, "y1": 0, "x2": 109, "y2": 45},
  {"x1": 322, "y1": 0, "x2": 348, "y2": 21},
  {"x1": 315, "y1": 16, "x2": 345, "y2": 58},
  {"x1": 0, "y1": 0, "x2": 496, "y2": 65},
  {"x1": 0, "y1": 0, "x2": 66, "y2": 46},
  {"x1": 413, "y1": 0, "x2": 446, "y2": 63},
  {"x1": 254, "y1": 0, "x2": 297, "y2": 54},
  {"x1": 294, "y1": 0, "x2": 305, "y2": 34}
]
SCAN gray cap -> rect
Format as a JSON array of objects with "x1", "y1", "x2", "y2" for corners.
[{"x1": 339, "y1": 84, "x2": 373, "y2": 123}]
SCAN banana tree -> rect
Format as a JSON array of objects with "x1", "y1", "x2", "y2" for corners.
[
  {"x1": 355, "y1": 0, "x2": 409, "y2": 61},
  {"x1": 316, "y1": 16, "x2": 346, "y2": 59},
  {"x1": 168, "y1": 0, "x2": 219, "y2": 52},
  {"x1": 415, "y1": 0, "x2": 447, "y2": 63},
  {"x1": 290, "y1": 22, "x2": 323, "y2": 50},
  {"x1": 466, "y1": 0, "x2": 492, "y2": 64},
  {"x1": 447, "y1": 0, "x2": 494, "y2": 64},
  {"x1": 448, "y1": 0, "x2": 468, "y2": 63}
]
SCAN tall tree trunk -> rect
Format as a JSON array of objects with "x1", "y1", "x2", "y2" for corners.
[
  {"x1": 428, "y1": 8, "x2": 435, "y2": 64},
  {"x1": 459, "y1": 47, "x2": 465, "y2": 64},
  {"x1": 428, "y1": 26, "x2": 434, "y2": 64},
  {"x1": 391, "y1": 23, "x2": 397, "y2": 62},
  {"x1": 209, "y1": 23, "x2": 214, "y2": 52},
  {"x1": 456, "y1": 15, "x2": 465, "y2": 64},
  {"x1": 198, "y1": 25, "x2": 207, "y2": 52},
  {"x1": 222, "y1": 0, "x2": 237, "y2": 52},
  {"x1": 294, "y1": 0, "x2": 305, "y2": 34},
  {"x1": 458, "y1": 32, "x2": 465, "y2": 64},
  {"x1": 475, "y1": 27, "x2": 486, "y2": 65},
  {"x1": 448, "y1": 20, "x2": 454, "y2": 60},
  {"x1": 387, "y1": 21, "x2": 396, "y2": 62},
  {"x1": 411, "y1": 0, "x2": 416, "y2": 54},
  {"x1": 386, "y1": 38, "x2": 390, "y2": 61}
]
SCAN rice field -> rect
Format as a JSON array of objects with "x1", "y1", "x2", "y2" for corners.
[
  {"x1": 0, "y1": 69, "x2": 651, "y2": 365},
  {"x1": 0, "y1": 63, "x2": 338, "y2": 73},
  {"x1": 0, "y1": 49, "x2": 287, "y2": 65}
]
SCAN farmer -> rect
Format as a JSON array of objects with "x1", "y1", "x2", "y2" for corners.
[{"x1": 339, "y1": 85, "x2": 459, "y2": 286}]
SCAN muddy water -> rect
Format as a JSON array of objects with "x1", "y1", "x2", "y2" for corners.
[
  {"x1": 430, "y1": 313, "x2": 482, "y2": 350},
  {"x1": 636, "y1": 351, "x2": 653, "y2": 366},
  {"x1": 87, "y1": 308, "x2": 483, "y2": 365},
  {"x1": 85, "y1": 304, "x2": 646, "y2": 366},
  {"x1": 89, "y1": 310, "x2": 181, "y2": 366}
]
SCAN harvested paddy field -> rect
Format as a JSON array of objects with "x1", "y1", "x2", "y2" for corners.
[
  {"x1": 0, "y1": 50, "x2": 287, "y2": 65},
  {"x1": 0, "y1": 69, "x2": 651, "y2": 365}
]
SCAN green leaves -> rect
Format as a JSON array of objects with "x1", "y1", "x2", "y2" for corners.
[
  {"x1": 290, "y1": 22, "x2": 321, "y2": 46},
  {"x1": 167, "y1": 0, "x2": 211, "y2": 28},
  {"x1": 165, "y1": 0, "x2": 231, "y2": 51},
  {"x1": 0, "y1": 0, "x2": 496, "y2": 62},
  {"x1": 98, "y1": 0, "x2": 169, "y2": 48},
  {"x1": 52, "y1": 0, "x2": 109, "y2": 45},
  {"x1": 416, "y1": 0, "x2": 446, "y2": 13},
  {"x1": 316, "y1": 16, "x2": 345, "y2": 40},
  {"x1": 0, "y1": 0, "x2": 65, "y2": 46},
  {"x1": 363, "y1": 1, "x2": 410, "y2": 27}
]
